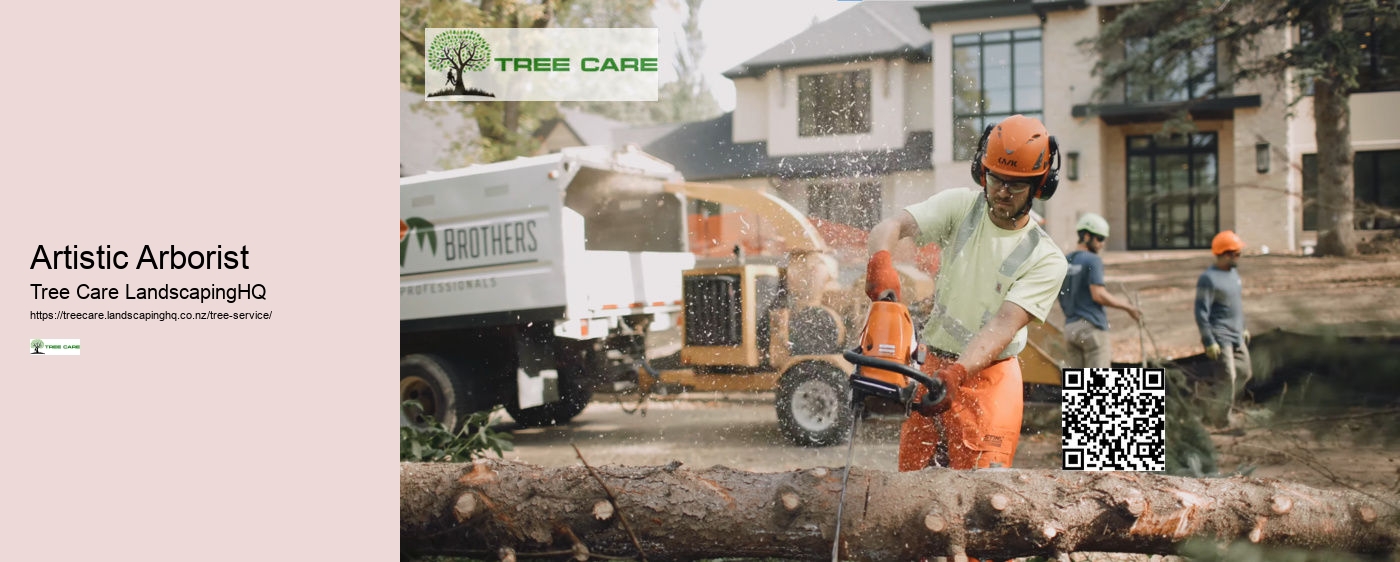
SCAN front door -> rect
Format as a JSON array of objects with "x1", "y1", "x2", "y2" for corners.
[{"x1": 1125, "y1": 133, "x2": 1219, "y2": 250}]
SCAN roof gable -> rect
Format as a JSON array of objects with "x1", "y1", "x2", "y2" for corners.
[{"x1": 723, "y1": 2, "x2": 935, "y2": 79}]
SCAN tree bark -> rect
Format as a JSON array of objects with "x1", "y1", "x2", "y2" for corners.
[
  {"x1": 1310, "y1": 2, "x2": 1357, "y2": 257},
  {"x1": 401, "y1": 460, "x2": 1400, "y2": 561}
]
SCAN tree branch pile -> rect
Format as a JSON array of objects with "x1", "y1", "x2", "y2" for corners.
[{"x1": 401, "y1": 460, "x2": 1399, "y2": 561}]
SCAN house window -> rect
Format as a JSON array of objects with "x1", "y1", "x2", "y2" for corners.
[
  {"x1": 1301, "y1": 9, "x2": 1400, "y2": 94},
  {"x1": 807, "y1": 181, "x2": 881, "y2": 231},
  {"x1": 1125, "y1": 133, "x2": 1219, "y2": 250},
  {"x1": 798, "y1": 70, "x2": 872, "y2": 137},
  {"x1": 1123, "y1": 38, "x2": 1216, "y2": 103},
  {"x1": 952, "y1": 28, "x2": 1043, "y2": 161},
  {"x1": 1354, "y1": 11, "x2": 1400, "y2": 93},
  {"x1": 1302, "y1": 150, "x2": 1400, "y2": 230}
]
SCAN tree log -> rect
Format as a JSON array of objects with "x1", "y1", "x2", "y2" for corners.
[{"x1": 401, "y1": 460, "x2": 1399, "y2": 561}]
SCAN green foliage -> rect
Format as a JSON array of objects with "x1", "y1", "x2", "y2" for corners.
[
  {"x1": 400, "y1": 401, "x2": 514, "y2": 463},
  {"x1": 1083, "y1": 0, "x2": 1387, "y2": 102},
  {"x1": 556, "y1": 0, "x2": 651, "y2": 28},
  {"x1": 1164, "y1": 367, "x2": 1220, "y2": 476}
]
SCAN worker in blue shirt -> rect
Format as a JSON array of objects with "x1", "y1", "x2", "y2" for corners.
[
  {"x1": 1057, "y1": 213, "x2": 1140, "y2": 368},
  {"x1": 1195, "y1": 230, "x2": 1251, "y2": 426}
]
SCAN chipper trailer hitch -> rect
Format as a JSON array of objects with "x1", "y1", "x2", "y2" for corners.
[{"x1": 830, "y1": 297, "x2": 948, "y2": 561}]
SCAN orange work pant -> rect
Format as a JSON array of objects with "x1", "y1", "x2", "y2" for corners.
[{"x1": 898, "y1": 354, "x2": 1023, "y2": 471}]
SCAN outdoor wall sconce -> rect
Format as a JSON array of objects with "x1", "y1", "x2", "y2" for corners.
[
  {"x1": 1256, "y1": 142, "x2": 1270, "y2": 174},
  {"x1": 1066, "y1": 151, "x2": 1080, "y2": 181}
]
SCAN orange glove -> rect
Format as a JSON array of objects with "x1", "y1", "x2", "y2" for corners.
[
  {"x1": 865, "y1": 250, "x2": 901, "y2": 302},
  {"x1": 916, "y1": 363, "x2": 966, "y2": 416}
]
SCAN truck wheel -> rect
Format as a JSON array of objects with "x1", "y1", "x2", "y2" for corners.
[
  {"x1": 776, "y1": 361, "x2": 853, "y2": 447},
  {"x1": 506, "y1": 376, "x2": 594, "y2": 427},
  {"x1": 400, "y1": 354, "x2": 474, "y2": 433}
]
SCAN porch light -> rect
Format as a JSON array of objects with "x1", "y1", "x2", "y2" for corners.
[
  {"x1": 1066, "y1": 151, "x2": 1080, "y2": 181},
  {"x1": 1256, "y1": 142, "x2": 1270, "y2": 174}
]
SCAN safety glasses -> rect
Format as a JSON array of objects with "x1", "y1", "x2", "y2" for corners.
[{"x1": 986, "y1": 172, "x2": 1034, "y2": 195}]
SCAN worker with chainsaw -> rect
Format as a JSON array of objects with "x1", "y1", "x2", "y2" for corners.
[
  {"x1": 866, "y1": 115, "x2": 1068, "y2": 471},
  {"x1": 1195, "y1": 230, "x2": 1252, "y2": 427},
  {"x1": 1057, "y1": 213, "x2": 1141, "y2": 368}
]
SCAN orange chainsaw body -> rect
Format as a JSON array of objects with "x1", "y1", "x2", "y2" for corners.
[{"x1": 855, "y1": 301, "x2": 919, "y2": 392}]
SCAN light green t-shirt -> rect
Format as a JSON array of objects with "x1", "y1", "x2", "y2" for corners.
[{"x1": 905, "y1": 188, "x2": 1068, "y2": 359}]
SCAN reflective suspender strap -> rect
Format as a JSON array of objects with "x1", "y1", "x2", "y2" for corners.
[
  {"x1": 930, "y1": 302, "x2": 977, "y2": 346},
  {"x1": 948, "y1": 196, "x2": 985, "y2": 261},
  {"x1": 999, "y1": 225, "x2": 1043, "y2": 278}
]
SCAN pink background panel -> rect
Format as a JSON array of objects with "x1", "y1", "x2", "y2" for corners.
[{"x1": 0, "y1": 1, "x2": 397, "y2": 560}]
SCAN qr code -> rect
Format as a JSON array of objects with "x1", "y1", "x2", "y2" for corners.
[{"x1": 1061, "y1": 368, "x2": 1166, "y2": 471}]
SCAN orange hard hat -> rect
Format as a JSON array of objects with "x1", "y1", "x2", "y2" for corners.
[
  {"x1": 1211, "y1": 230, "x2": 1245, "y2": 255},
  {"x1": 982, "y1": 115, "x2": 1053, "y2": 180}
]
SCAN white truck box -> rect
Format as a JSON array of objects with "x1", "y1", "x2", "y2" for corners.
[{"x1": 399, "y1": 147, "x2": 694, "y2": 430}]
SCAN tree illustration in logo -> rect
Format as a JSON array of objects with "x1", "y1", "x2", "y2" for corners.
[
  {"x1": 427, "y1": 29, "x2": 496, "y2": 98},
  {"x1": 401, "y1": 217, "x2": 437, "y2": 266},
  {"x1": 31, "y1": 339, "x2": 44, "y2": 354}
]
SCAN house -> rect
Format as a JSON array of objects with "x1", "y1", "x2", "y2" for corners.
[
  {"x1": 925, "y1": 0, "x2": 1400, "y2": 252},
  {"x1": 650, "y1": 1, "x2": 938, "y2": 238},
  {"x1": 651, "y1": 0, "x2": 1399, "y2": 255}
]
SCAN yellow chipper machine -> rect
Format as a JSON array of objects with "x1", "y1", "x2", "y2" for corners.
[{"x1": 638, "y1": 182, "x2": 1066, "y2": 446}]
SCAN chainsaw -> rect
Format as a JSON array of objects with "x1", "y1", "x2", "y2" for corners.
[{"x1": 830, "y1": 291, "x2": 947, "y2": 562}]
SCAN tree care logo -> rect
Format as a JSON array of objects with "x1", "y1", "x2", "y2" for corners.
[
  {"x1": 424, "y1": 28, "x2": 660, "y2": 102},
  {"x1": 401, "y1": 217, "x2": 438, "y2": 267},
  {"x1": 427, "y1": 29, "x2": 495, "y2": 98},
  {"x1": 30, "y1": 338, "x2": 80, "y2": 356}
]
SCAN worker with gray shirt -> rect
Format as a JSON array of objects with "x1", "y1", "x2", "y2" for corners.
[
  {"x1": 1195, "y1": 230, "x2": 1252, "y2": 426},
  {"x1": 1057, "y1": 213, "x2": 1140, "y2": 368}
]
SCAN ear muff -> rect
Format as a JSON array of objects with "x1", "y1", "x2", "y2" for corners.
[
  {"x1": 1036, "y1": 135, "x2": 1061, "y2": 201},
  {"x1": 969, "y1": 124, "x2": 994, "y2": 187}
]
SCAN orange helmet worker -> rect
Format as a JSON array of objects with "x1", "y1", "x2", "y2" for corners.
[
  {"x1": 1199, "y1": 230, "x2": 1251, "y2": 426},
  {"x1": 867, "y1": 115, "x2": 1069, "y2": 470},
  {"x1": 1211, "y1": 230, "x2": 1245, "y2": 256}
]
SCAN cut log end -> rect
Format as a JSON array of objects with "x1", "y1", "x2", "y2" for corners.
[
  {"x1": 812, "y1": 467, "x2": 829, "y2": 478},
  {"x1": 592, "y1": 499, "x2": 614, "y2": 521},
  {"x1": 1359, "y1": 504, "x2": 1378, "y2": 524},
  {"x1": 453, "y1": 493, "x2": 478, "y2": 522},
  {"x1": 780, "y1": 491, "x2": 802, "y2": 513},
  {"x1": 990, "y1": 493, "x2": 1010, "y2": 511},
  {"x1": 1250, "y1": 516, "x2": 1268, "y2": 543},
  {"x1": 924, "y1": 513, "x2": 946, "y2": 533},
  {"x1": 498, "y1": 546, "x2": 516, "y2": 562},
  {"x1": 1042, "y1": 522, "x2": 1058, "y2": 540},
  {"x1": 1271, "y1": 495, "x2": 1293, "y2": 515}
]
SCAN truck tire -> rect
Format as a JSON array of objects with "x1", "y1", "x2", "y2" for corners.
[
  {"x1": 506, "y1": 376, "x2": 593, "y2": 427},
  {"x1": 776, "y1": 361, "x2": 853, "y2": 447},
  {"x1": 400, "y1": 354, "x2": 474, "y2": 434}
]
